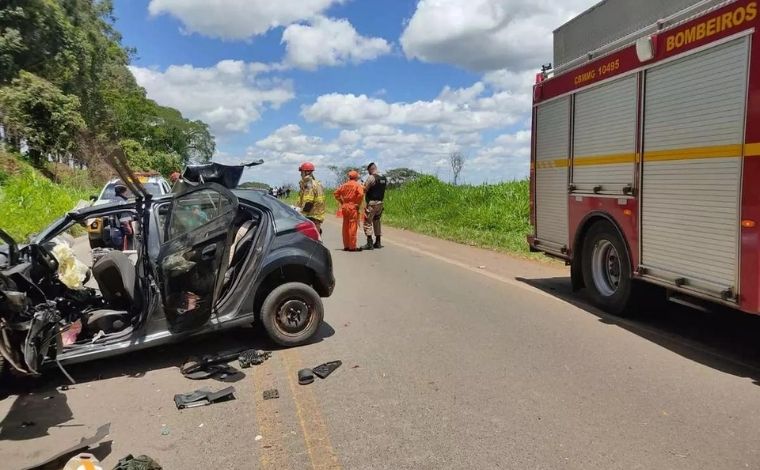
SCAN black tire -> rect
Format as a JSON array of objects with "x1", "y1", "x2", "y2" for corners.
[
  {"x1": 260, "y1": 282, "x2": 324, "y2": 347},
  {"x1": 89, "y1": 238, "x2": 105, "y2": 249},
  {"x1": 581, "y1": 221, "x2": 634, "y2": 315}
]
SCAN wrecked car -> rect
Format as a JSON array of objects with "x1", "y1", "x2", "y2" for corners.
[{"x1": 0, "y1": 162, "x2": 334, "y2": 379}]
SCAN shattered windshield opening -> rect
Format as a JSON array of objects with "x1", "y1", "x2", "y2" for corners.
[{"x1": 101, "y1": 182, "x2": 162, "y2": 200}]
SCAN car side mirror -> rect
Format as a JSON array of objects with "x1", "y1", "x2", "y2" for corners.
[{"x1": 89, "y1": 195, "x2": 97, "y2": 202}]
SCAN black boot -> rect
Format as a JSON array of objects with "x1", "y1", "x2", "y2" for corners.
[
  {"x1": 361, "y1": 236, "x2": 374, "y2": 250},
  {"x1": 373, "y1": 236, "x2": 383, "y2": 249}
]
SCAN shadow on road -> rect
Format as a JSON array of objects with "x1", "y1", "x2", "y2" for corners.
[
  {"x1": 518, "y1": 276, "x2": 760, "y2": 386},
  {"x1": 0, "y1": 388, "x2": 75, "y2": 441},
  {"x1": 0, "y1": 321, "x2": 337, "y2": 430}
]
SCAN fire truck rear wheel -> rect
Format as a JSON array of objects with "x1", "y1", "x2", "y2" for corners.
[{"x1": 581, "y1": 221, "x2": 633, "y2": 315}]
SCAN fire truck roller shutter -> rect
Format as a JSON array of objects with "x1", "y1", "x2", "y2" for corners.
[
  {"x1": 641, "y1": 37, "x2": 748, "y2": 300},
  {"x1": 535, "y1": 96, "x2": 571, "y2": 250},
  {"x1": 572, "y1": 74, "x2": 637, "y2": 194}
]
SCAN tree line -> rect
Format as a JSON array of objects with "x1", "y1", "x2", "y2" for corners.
[{"x1": 0, "y1": 0, "x2": 215, "y2": 182}]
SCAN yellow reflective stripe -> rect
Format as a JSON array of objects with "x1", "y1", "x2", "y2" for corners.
[
  {"x1": 573, "y1": 153, "x2": 636, "y2": 166},
  {"x1": 744, "y1": 142, "x2": 760, "y2": 157},
  {"x1": 535, "y1": 159, "x2": 568, "y2": 169},
  {"x1": 534, "y1": 143, "x2": 760, "y2": 169},
  {"x1": 644, "y1": 144, "x2": 742, "y2": 162}
]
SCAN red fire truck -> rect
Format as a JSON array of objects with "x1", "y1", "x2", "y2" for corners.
[{"x1": 529, "y1": 0, "x2": 760, "y2": 315}]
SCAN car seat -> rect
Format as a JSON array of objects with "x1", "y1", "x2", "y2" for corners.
[
  {"x1": 92, "y1": 251, "x2": 137, "y2": 309},
  {"x1": 87, "y1": 251, "x2": 138, "y2": 334}
]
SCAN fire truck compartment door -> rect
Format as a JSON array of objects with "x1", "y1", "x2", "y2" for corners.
[
  {"x1": 535, "y1": 96, "x2": 570, "y2": 250},
  {"x1": 572, "y1": 74, "x2": 637, "y2": 194},
  {"x1": 641, "y1": 37, "x2": 748, "y2": 299}
]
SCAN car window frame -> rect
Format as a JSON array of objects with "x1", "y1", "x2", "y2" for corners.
[{"x1": 164, "y1": 185, "x2": 237, "y2": 243}]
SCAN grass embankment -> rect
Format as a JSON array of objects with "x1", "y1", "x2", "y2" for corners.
[
  {"x1": 0, "y1": 151, "x2": 95, "y2": 241},
  {"x1": 383, "y1": 176, "x2": 533, "y2": 256},
  {"x1": 290, "y1": 176, "x2": 534, "y2": 257}
]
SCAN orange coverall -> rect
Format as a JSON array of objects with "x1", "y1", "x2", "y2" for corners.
[{"x1": 334, "y1": 180, "x2": 364, "y2": 250}]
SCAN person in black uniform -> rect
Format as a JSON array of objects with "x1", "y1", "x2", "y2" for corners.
[{"x1": 361, "y1": 162, "x2": 387, "y2": 250}]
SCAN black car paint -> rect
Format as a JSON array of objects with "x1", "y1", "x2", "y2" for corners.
[{"x1": 34, "y1": 188, "x2": 334, "y2": 320}]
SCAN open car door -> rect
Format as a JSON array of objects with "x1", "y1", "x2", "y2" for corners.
[{"x1": 157, "y1": 183, "x2": 238, "y2": 332}]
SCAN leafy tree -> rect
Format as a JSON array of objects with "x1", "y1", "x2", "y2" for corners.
[
  {"x1": 385, "y1": 168, "x2": 422, "y2": 187},
  {"x1": 0, "y1": 1, "x2": 76, "y2": 85},
  {"x1": 119, "y1": 139, "x2": 182, "y2": 178},
  {"x1": 0, "y1": 71, "x2": 85, "y2": 166},
  {"x1": 0, "y1": 0, "x2": 216, "y2": 176},
  {"x1": 239, "y1": 181, "x2": 271, "y2": 190},
  {"x1": 328, "y1": 165, "x2": 366, "y2": 186}
]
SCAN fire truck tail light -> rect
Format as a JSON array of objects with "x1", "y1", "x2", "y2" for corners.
[
  {"x1": 741, "y1": 219, "x2": 756, "y2": 228},
  {"x1": 623, "y1": 209, "x2": 633, "y2": 216}
]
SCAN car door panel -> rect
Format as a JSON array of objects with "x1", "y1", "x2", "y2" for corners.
[{"x1": 158, "y1": 184, "x2": 238, "y2": 332}]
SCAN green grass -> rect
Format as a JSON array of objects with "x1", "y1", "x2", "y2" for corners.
[
  {"x1": 288, "y1": 176, "x2": 536, "y2": 257},
  {"x1": 0, "y1": 152, "x2": 95, "y2": 241},
  {"x1": 382, "y1": 176, "x2": 535, "y2": 257}
]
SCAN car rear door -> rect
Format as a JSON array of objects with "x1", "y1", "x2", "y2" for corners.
[{"x1": 157, "y1": 183, "x2": 238, "y2": 332}]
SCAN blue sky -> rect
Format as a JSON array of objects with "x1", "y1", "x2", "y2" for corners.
[{"x1": 114, "y1": 0, "x2": 596, "y2": 186}]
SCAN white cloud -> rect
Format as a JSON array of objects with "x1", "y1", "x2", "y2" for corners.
[
  {"x1": 483, "y1": 68, "x2": 536, "y2": 91},
  {"x1": 470, "y1": 129, "x2": 531, "y2": 179},
  {"x1": 148, "y1": 0, "x2": 344, "y2": 40},
  {"x1": 129, "y1": 60, "x2": 294, "y2": 134},
  {"x1": 400, "y1": 0, "x2": 596, "y2": 72},
  {"x1": 256, "y1": 124, "x2": 342, "y2": 155},
  {"x1": 300, "y1": 81, "x2": 530, "y2": 134},
  {"x1": 281, "y1": 16, "x2": 391, "y2": 70},
  {"x1": 248, "y1": 121, "x2": 532, "y2": 184}
]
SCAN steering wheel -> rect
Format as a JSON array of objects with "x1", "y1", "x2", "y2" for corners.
[{"x1": 30, "y1": 244, "x2": 59, "y2": 274}]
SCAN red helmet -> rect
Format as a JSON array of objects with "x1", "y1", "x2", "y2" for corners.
[{"x1": 299, "y1": 162, "x2": 315, "y2": 172}]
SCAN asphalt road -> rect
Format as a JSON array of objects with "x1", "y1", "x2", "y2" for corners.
[{"x1": 3, "y1": 220, "x2": 760, "y2": 469}]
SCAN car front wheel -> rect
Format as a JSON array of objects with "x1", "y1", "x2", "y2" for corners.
[{"x1": 260, "y1": 282, "x2": 324, "y2": 347}]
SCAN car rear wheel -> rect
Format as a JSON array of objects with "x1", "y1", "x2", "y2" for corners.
[
  {"x1": 260, "y1": 282, "x2": 324, "y2": 347},
  {"x1": 581, "y1": 221, "x2": 634, "y2": 315}
]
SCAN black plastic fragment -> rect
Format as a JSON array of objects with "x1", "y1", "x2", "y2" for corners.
[
  {"x1": 263, "y1": 389, "x2": 279, "y2": 400},
  {"x1": 298, "y1": 369, "x2": 314, "y2": 385},
  {"x1": 174, "y1": 386, "x2": 236, "y2": 409},
  {"x1": 312, "y1": 361, "x2": 342, "y2": 379}
]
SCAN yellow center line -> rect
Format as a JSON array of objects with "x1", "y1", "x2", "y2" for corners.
[
  {"x1": 252, "y1": 358, "x2": 293, "y2": 469},
  {"x1": 282, "y1": 348, "x2": 342, "y2": 470}
]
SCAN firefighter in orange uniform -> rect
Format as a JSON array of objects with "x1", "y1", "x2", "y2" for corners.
[{"x1": 333, "y1": 170, "x2": 364, "y2": 251}]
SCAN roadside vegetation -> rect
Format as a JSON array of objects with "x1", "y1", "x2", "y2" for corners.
[
  {"x1": 0, "y1": 1, "x2": 215, "y2": 181},
  {"x1": 288, "y1": 174, "x2": 533, "y2": 257},
  {"x1": 0, "y1": 150, "x2": 94, "y2": 241},
  {"x1": 383, "y1": 176, "x2": 533, "y2": 256},
  {"x1": 0, "y1": 1, "x2": 217, "y2": 240}
]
